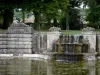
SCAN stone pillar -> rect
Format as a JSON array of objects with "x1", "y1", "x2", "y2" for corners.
[
  {"x1": 47, "y1": 32, "x2": 61, "y2": 52},
  {"x1": 32, "y1": 32, "x2": 39, "y2": 53},
  {"x1": 97, "y1": 34, "x2": 100, "y2": 54},
  {"x1": 82, "y1": 27, "x2": 96, "y2": 60}
]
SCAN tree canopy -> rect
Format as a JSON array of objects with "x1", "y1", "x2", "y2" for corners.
[
  {"x1": 82, "y1": 0, "x2": 100, "y2": 28},
  {"x1": 0, "y1": 0, "x2": 53, "y2": 9},
  {"x1": 0, "y1": 0, "x2": 69, "y2": 29}
]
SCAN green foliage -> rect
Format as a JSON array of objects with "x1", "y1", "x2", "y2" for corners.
[
  {"x1": 67, "y1": 0, "x2": 83, "y2": 30},
  {"x1": 42, "y1": 0, "x2": 69, "y2": 20},
  {"x1": 82, "y1": 0, "x2": 100, "y2": 28},
  {"x1": 86, "y1": 5, "x2": 100, "y2": 22}
]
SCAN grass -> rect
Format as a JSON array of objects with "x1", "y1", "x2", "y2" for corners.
[
  {"x1": 39, "y1": 29, "x2": 82, "y2": 34},
  {"x1": 0, "y1": 29, "x2": 7, "y2": 32},
  {"x1": 62, "y1": 30, "x2": 81, "y2": 35},
  {"x1": 63, "y1": 29, "x2": 100, "y2": 34},
  {"x1": 1, "y1": 28, "x2": 100, "y2": 35}
]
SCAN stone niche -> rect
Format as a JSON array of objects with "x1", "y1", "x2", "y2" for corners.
[{"x1": 0, "y1": 23, "x2": 33, "y2": 54}]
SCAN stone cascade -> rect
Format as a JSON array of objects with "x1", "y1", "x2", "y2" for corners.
[
  {"x1": 53, "y1": 34, "x2": 89, "y2": 62},
  {"x1": 0, "y1": 23, "x2": 33, "y2": 55},
  {"x1": 8, "y1": 23, "x2": 32, "y2": 54},
  {"x1": 0, "y1": 33, "x2": 8, "y2": 54}
]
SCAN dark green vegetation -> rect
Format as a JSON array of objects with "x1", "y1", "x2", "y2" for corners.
[
  {"x1": 0, "y1": 0, "x2": 69, "y2": 29},
  {"x1": 64, "y1": 0, "x2": 83, "y2": 30},
  {"x1": 0, "y1": 0, "x2": 83, "y2": 30},
  {"x1": 82, "y1": 0, "x2": 100, "y2": 28},
  {"x1": 0, "y1": 0, "x2": 100, "y2": 30}
]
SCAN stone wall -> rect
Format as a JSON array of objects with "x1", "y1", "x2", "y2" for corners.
[
  {"x1": 34, "y1": 32, "x2": 61, "y2": 53},
  {"x1": 0, "y1": 23, "x2": 33, "y2": 54},
  {"x1": 0, "y1": 33, "x2": 8, "y2": 54},
  {"x1": 0, "y1": 24, "x2": 100, "y2": 57},
  {"x1": 33, "y1": 31, "x2": 100, "y2": 55}
]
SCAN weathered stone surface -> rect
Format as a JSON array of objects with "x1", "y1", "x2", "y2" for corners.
[
  {"x1": 0, "y1": 49, "x2": 7, "y2": 54},
  {"x1": 0, "y1": 45, "x2": 7, "y2": 48},
  {"x1": 97, "y1": 35, "x2": 100, "y2": 54},
  {"x1": 8, "y1": 42, "x2": 32, "y2": 45},
  {"x1": 6, "y1": 45, "x2": 32, "y2": 48},
  {"x1": 7, "y1": 38, "x2": 32, "y2": 41},
  {"x1": 0, "y1": 34, "x2": 7, "y2": 37},
  {"x1": 49, "y1": 26, "x2": 61, "y2": 32},
  {"x1": 7, "y1": 34, "x2": 32, "y2": 38},
  {"x1": 83, "y1": 34, "x2": 96, "y2": 53},
  {"x1": 8, "y1": 23, "x2": 32, "y2": 33},
  {"x1": 7, "y1": 23, "x2": 32, "y2": 54},
  {"x1": 59, "y1": 34, "x2": 83, "y2": 44},
  {"x1": 0, "y1": 38, "x2": 7, "y2": 40},
  {"x1": 40, "y1": 34, "x2": 47, "y2": 51},
  {"x1": 32, "y1": 32, "x2": 39, "y2": 53},
  {"x1": 82, "y1": 27, "x2": 96, "y2": 53},
  {"x1": 8, "y1": 28, "x2": 32, "y2": 33},
  {"x1": 47, "y1": 32, "x2": 61, "y2": 51},
  {"x1": 0, "y1": 41, "x2": 7, "y2": 44},
  {"x1": 5, "y1": 49, "x2": 32, "y2": 54},
  {"x1": 0, "y1": 23, "x2": 33, "y2": 54},
  {"x1": 82, "y1": 27, "x2": 95, "y2": 32}
]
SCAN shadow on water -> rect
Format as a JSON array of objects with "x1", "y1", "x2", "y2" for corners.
[{"x1": 0, "y1": 57, "x2": 99, "y2": 75}]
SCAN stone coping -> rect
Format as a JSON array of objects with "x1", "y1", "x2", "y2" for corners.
[{"x1": 0, "y1": 54, "x2": 51, "y2": 59}]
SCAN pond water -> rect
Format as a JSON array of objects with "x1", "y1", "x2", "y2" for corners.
[{"x1": 0, "y1": 57, "x2": 99, "y2": 75}]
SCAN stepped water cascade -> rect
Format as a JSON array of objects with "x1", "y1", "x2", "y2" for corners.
[
  {"x1": 53, "y1": 34, "x2": 88, "y2": 62},
  {"x1": 51, "y1": 27, "x2": 98, "y2": 61}
]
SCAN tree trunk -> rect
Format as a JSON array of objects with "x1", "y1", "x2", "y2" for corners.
[
  {"x1": 53, "y1": 18, "x2": 57, "y2": 27},
  {"x1": 60, "y1": 17, "x2": 67, "y2": 30},
  {"x1": 2, "y1": 9, "x2": 14, "y2": 29},
  {"x1": 22, "y1": 9, "x2": 25, "y2": 23},
  {"x1": 47, "y1": 18, "x2": 51, "y2": 25},
  {"x1": 33, "y1": 11, "x2": 40, "y2": 31},
  {"x1": 47, "y1": 18, "x2": 51, "y2": 27},
  {"x1": 0, "y1": 12, "x2": 4, "y2": 28},
  {"x1": 65, "y1": 11, "x2": 69, "y2": 30}
]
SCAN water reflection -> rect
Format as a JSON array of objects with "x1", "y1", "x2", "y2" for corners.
[{"x1": 0, "y1": 57, "x2": 99, "y2": 75}]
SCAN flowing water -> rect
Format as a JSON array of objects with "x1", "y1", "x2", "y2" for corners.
[{"x1": 0, "y1": 57, "x2": 99, "y2": 75}]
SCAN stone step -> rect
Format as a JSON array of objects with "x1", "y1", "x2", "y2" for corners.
[
  {"x1": 7, "y1": 38, "x2": 32, "y2": 42},
  {"x1": 7, "y1": 34, "x2": 32, "y2": 38},
  {"x1": 7, "y1": 42, "x2": 32, "y2": 45},
  {"x1": 0, "y1": 45, "x2": 32, "y2": 48}
]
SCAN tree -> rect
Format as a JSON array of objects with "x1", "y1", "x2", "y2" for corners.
[
  {"x1": 60, "y1": 0, "x2": 82, "y2": 30},
  {"x1": 33, "y1": 0, "x2": 69, "y2": 30},
  {"x1": 82, "y1": 0, "x2": 100, "y2": 28},
  {"x1": 0, "y1": 0, "x2": 57, "y2": 29}
]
